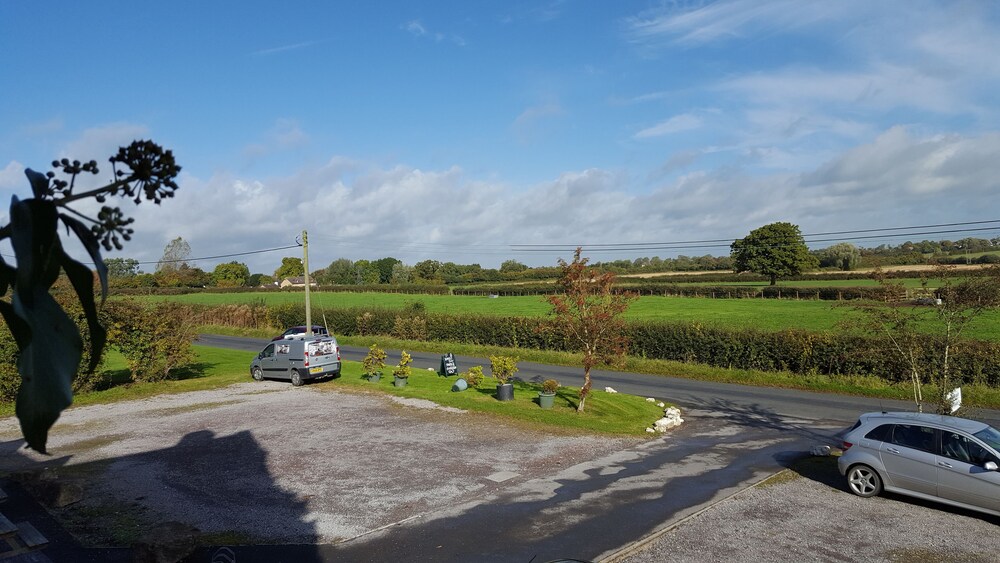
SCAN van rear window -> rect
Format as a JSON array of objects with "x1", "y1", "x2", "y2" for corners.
[{"x1": 308, "y1": 341, "x2": 334, "y2": 356}]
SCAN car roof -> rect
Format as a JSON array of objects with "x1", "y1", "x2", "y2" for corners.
[{"x1": 859, "y1": 411, "x2": 989, "y2": 434}]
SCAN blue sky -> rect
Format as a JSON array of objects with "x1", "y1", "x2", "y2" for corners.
[{"x1": 3, "y1": 0, "x2": 1000, "y2": 274}]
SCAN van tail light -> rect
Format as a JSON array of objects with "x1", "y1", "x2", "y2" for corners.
[
  {"x1": 304, "y1": 349, "x2": 309, "y2": 368},
  {"x1": 842, "y1": 441, "x2": 853, "y2": 451},
  {"x1": 337, "y1": 346, "x2": 341, "y2": 360}
]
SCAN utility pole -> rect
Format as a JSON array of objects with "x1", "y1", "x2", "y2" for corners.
[{"x1": 303, "y1": 230, "x2": 312, "y2": 336}]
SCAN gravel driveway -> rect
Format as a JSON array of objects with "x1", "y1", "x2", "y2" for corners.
[
  {"x1": 2, "y1": 380, "x2": 997, "y2": 560},
  {"x1": 0, "y1": 381, "x2": 639, "y2": 546},
  {"x1": 611, "y1": 454, "x2": 1000, "y2": 562}
]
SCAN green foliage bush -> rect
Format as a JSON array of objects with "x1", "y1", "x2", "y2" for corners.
[
  {"x1": 462, "y1": 365, "x2": 485, "y2": 387},
  {"x1": 104, "y1": 299, "x2": 197, "y2": 382}
]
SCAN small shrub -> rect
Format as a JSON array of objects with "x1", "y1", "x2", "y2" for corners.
[
  {"x1": 362, "y1": 344, "x2": 387, "y2": 377},
  {"x1": 489, "y1": 355, "x2": 519, "y2": 384},
  {"x1": 393, "y1": 351, "x2": 413, "y2": 379},
  {"x1": 541, "y1": 379, "x2": 559, "y2": 394},
  {"x1": 462, "y1": 366, "x2": 485, "y2": 388}
]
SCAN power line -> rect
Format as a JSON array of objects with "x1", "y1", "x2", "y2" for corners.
[
  {"x1": 1, "y1": 243, "x2": 302, "y2": 266},
  {"x1": 508, "y1": 219, "x2": 1000, "y2": 253}
]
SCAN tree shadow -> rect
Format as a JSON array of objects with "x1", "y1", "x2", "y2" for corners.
[{"x1": 0, "y1": 429, "x2": 321, "y2": 561}]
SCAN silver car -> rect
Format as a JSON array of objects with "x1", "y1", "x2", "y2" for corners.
[{"x1": 838, "y1": 411, "x2": 1000, "y2": 517}]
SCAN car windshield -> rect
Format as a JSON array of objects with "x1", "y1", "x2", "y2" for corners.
[{"x1": 973, "y1": 425, "x2": 1000, "y2": 451}]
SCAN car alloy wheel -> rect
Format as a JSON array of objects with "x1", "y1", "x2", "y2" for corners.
[
  {"x1": 252, "y1": 367, "x2": 263, "y2": 381},
  {"x1": 847, "y1": 465, "x2": 882, "y2": 498}
]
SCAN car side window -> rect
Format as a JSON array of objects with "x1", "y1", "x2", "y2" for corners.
[
  {"x1": 864, "y1": 424, "x2": 892, "y2": 442},
  {"x1": 890, "y1": 424, "x2": 935, "y2": 453},
  {"x1": 941, "y1": 432, "x2": 972, "y2": 463},
  {"x1": 277, "y1": 344, "x2": 290, "y2": 355},
  {"x1": 261, "y1": 344, "x2": 274, "y2": 358},
  {"x1": 967, "y1": 440, "x2": 1000, "y2": 466}
]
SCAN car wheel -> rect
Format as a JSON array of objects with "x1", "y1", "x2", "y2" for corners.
[
  {"x1": 847, "y1": 464, "x2": 883, "y2": 498},
  {"x1": 290, "y1": 368, "x2": 303, "y2": 387},
  {"x1": 252, "y1": 367, "x2": 264, "y2": 381}
]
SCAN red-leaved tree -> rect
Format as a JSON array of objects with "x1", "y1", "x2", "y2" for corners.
[{"x1": 546, "y1": 248, "x2": 636, "y2": 412}]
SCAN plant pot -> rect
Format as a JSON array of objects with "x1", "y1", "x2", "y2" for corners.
[
  {"x1": 452, "y1": 378, "x2": 468, "y2": 392},
  {"x1": 538, "y1": 392, "x2": 555, "y2": 409},
  {"x1": 394, "y1": 376, "x2": 408, "y2": 388},
  {"x1": 496, "y1": 383, "x2": 514, "y2": 401},
  {"x1": 368, "y1": 373, "x2": 381, "y2": 383}
]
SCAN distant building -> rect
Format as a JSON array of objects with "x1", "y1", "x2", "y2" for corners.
[{"x1": 279, "y1": 277, "x2": 317, "y2": 288}]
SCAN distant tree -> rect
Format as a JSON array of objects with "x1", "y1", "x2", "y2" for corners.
[
  {"x1": 315, "y1": 258, "x2": 355, "y2": 285},
  {"x1": 373, "y1": 257, "x2": 401, "y2": 284},
  {"x1": 211, "y1": 261, "x2": 250, "y2": 287},
  {"x1": 391, "y1": 263, "x2": 413, "y2": 284},
  {"x1": 731, "y1": 222, "x2": 818, "y2": 285},
  {"x1": 105, "y1": 257, "x2": 140, "y2": 278},
  {"x1": 156, "y1": 237, "x2": 191, "y2": 273},
  {"x1": 348, "y1": 259, "x2": 377, "y2": 284},
  {"x1": 248, "y1": 273, "x2": 270, "y2": 287},
  {"x1": 500, "y1": 259, "x2": 528, "y2": 273},
  {"x1": 545, "y1": 248, "x2": 636, "y2": 413},
  {"x1": 819, "y1": 243, "x2": 862, "y2": 271},
  {"x1": 274, "y1": 257, "x2": 304, "y2": 279}
]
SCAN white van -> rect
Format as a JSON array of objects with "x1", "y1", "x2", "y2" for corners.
[{"x1": 250, "y1": 335, "x2": 341, "y2": 386}]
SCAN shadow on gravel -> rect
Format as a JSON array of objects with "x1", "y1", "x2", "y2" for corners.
[{"x1": 2, "y1": 430, "x2": 321, "y2": 562}]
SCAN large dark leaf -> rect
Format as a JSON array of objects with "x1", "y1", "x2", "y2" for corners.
[
  {"x1": 9, "y1": 196, "x2": 61, "y2": 304},
  {"x1": 60, "y1": 214, "x2": 108, "y2": 302},
  {"x1": 13, "y1": 288, "x2": 80, "y2": 454},
  {"x1": 60, "y1": 250, "x2": 106, "y2": 372},
  {"x1": 0, "y1": 255, "x2": 14, "y2": 297},
  {"x1": 8, "y1": 194, "x2": 79, "y2": 453},
  {"x1": 25, "y1": 169, "x2": 49, "y2": 200}
]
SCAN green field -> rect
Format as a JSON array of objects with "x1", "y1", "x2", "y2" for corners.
[{"x1": 134, "y1": 291, "x2": 1000, "y2": 341}]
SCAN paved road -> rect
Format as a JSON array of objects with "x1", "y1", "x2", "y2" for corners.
[{"x1": 197, "y1": 334, "x2": 1000, "y2": 428}]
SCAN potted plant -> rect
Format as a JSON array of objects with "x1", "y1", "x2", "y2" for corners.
[
  {"x1": 362, "y1": 343, "x2": 387, "y2": 382},
  {"x1": 489, "y1": 355, "x2": 518, "y2": 401},
  {"x1": 393, "y1": 350, "x2": 412, "y2": 388},
  {"x1": 539, "y1": 379, "x2": 559, "y2": 409}
]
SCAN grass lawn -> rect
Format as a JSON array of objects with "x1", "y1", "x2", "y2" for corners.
[{"x1": 0, "y1": 345, "x2": 667, "y2": 436}]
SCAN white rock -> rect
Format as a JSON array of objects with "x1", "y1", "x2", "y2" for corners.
[
  {"x1": 645, "y1": 427, "x2": 655, "y2": 433},
  {"x1": 646, "y1": 398, "x2": 656, "y2": 402},
  {"x1": 657, "y1": 402, "x2": 665, "y2": 408},
  {"x1": 605, "y1": 387, "x2": 618, "y2": 394},
  {"x1": 811, "y1": 445, "x2": 832, "y2": 457}
]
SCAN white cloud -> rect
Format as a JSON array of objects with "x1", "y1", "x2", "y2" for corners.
[
  {"x1": 625, "y1": 0, "x2": 848, "y2": 47},
  {"x1": 405, "y1": 20, "x2": 427, "y2": 36},
  {"x1": 0, "y1": 161, "x2": 25, "y2": 191},
  {"x1": 634, "y1": 114, "x2": 702, "y2": 139},
  {"x1": 243, "y1": 119, "x2": 310, "y2": 161}
]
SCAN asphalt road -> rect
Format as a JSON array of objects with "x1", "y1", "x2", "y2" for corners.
[{"x1": 197, "y1": 334, "x2": 1000, "y2": 428}]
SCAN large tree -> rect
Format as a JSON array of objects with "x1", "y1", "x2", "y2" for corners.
[
  {"x1": 274, "y1": 256, "x2": 304, "y2": 279},
  {"x1": 373, "y1": 257, "x2": 401, "y2": 284},
  {"x1": 819, "y1": 242, "x2": 862, "y2": 271},
  {"x1": 211, "y1": 261, "x2": 250, "y2": 287},
  {"x1": 731, "y1": 222, "x2": 817, "y2": 285},
  {"x1": 104, "y1": 257, "x2": 140, "y2": 278},
  {"x1": 546, "y1": 248, "x2": 636, "y2": 412},
  {"x1": 0, "y1": 140, "x2": 180, "y2": 452}
]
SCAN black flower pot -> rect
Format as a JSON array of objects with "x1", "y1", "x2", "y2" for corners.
[{"x1": 496, "y1": 383, "x2": 514, "y2": 401}]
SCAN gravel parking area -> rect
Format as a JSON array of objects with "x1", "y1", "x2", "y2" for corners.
[
  {"x1": 613, "y1": 455, "x2": 1000, "y2": 563},
  {"x1": 0, "y1": 381, "x2": 639, "y2": 546}
]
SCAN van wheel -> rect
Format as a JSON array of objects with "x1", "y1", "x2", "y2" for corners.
[
  {"x1": 252, "y1": 367, "x2": 264, "y2": 381},
  {"x1": 290, "y1": 368, "x2": 304, "y2": 387}
]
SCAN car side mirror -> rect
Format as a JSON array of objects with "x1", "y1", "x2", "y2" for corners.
[{"x1": 985, "y1": 461, "x2": 999, "y2": 471}]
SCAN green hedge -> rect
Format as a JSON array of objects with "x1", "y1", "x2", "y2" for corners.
[
  {"x1": 451, "y1": 283, "x2": 893, "y2": 300},
  {"x1": 257, "y1": 304, "x2": 1000, "y2": 386}
]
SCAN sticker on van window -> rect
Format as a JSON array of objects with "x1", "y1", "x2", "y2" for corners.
[{"x1": 277, "y1": 344, "x2": 290, "y2": 354}]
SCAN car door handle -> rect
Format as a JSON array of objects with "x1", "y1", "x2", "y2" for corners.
[
  {"x1": 937, "y1": 461, "x2": 953, "y2": 468},
  {"x1": 886, "y1": 447, "x2": 901, "y2": 454}
]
